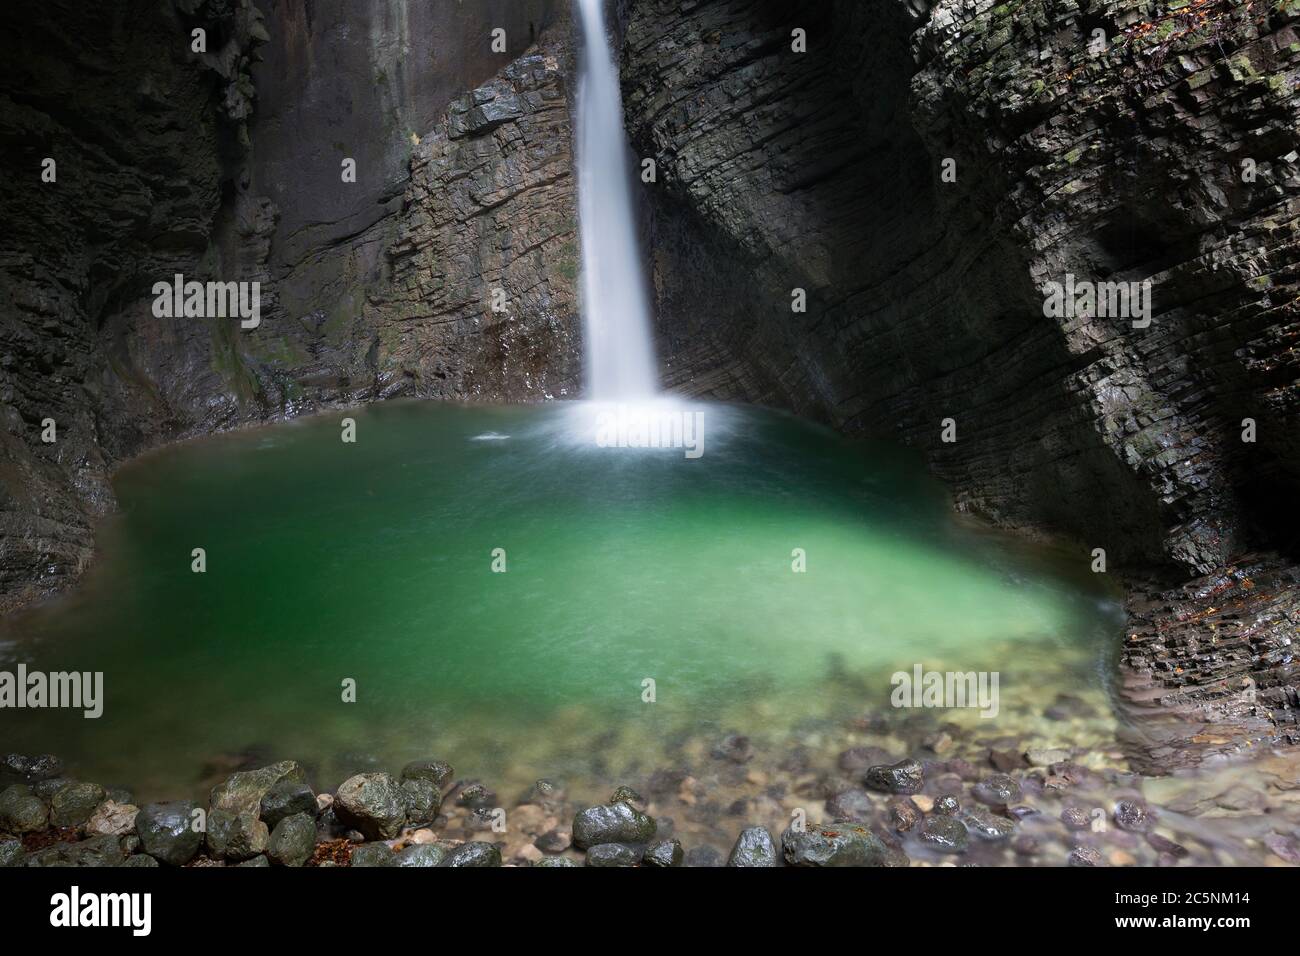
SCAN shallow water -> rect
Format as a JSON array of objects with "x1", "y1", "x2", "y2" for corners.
[{"x1": 2, "y1": 400, "x2": 1124, "y2": 804}]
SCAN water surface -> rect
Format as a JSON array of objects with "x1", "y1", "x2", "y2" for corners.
[{"x1": 2, "y1": 400, "x2": 1122, "y2": 799}]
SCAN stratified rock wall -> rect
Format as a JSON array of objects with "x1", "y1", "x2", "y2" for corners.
[
  {"x1": 0, "y1": 0, "x2": 579, "y2": 609},
  {"x1": 621, "y1": 0, "x2": 1299, "y2": 747}
]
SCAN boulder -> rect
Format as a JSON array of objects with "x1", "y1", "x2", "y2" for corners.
[
  {"x1": 727, "y1": 826, "x2": 778, "y2": 867},
  {"x1": 333, "y1": 773, "x2": 406, "y2": 840},
  {"x1": 259, "y1": 778, "x2": 317, "y2": 829},
  {"x1": 585, "y1": 842, "x2": 642, "y2": 867},
  {"x1": 85, "y1": 800, "x2": 139, "y2": 837},
  {"x1": 0, "y1": 784, "x2": 48, "y2": 833},
  {"x1": 781, "y1": 822, "x2": 889, "y2": 866},
  {"x1": 206, "y1": 808, "x2": 269, "y2": 861},
  {"x1": 209, "y1": 761, "x2": 306, "y2": 816},
  {"x1": 441, "y1": 842, "x2": 501, "y2": 867},
  {"x1": 49, "y1": 781, "x2": 105, "y2": 828},
  {"x1": 267, "y1": 812, "x2": 315, "y2": 867},
  {"x1": 572, "y1": 803, "x2": 656, "y2": 849},
  {"x1": 400, "y1": 759, "x2": 454, "y2": 790},
  {"x1": 136, "y1": 801, "x2": 203, "y2": 866}
]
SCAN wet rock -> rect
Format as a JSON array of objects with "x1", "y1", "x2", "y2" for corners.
[
  {"x1": 1060, "y1": 807, "x2": 1091, "y2": 830},
  {"x1": 334, "y1": 773, "x2": 407, "y2": 841},
  {"x1": 349, "y1": 843, "x2": 395, "y2": 867},
  {"x1": 535, "y1": 828, "x2": 572, "y2": 854},
  {"x1": 267, "y1": 812, "x2": 315, "y2": 867},
  {"x1": 1026, "y1": 749, "x2": 1070, "y2": 766},
  {"x1": 452, "y1": 781, "x2": 496, "y2": 809},
  {"x1": 395, "y1": 844, "x2": 447, "y2": 867},
  {"x1": 864, "y1": 759, "x2": 924, "y2": 795},
  {"x1": 572, "y1": 803, "x2": 656, "y2": 849},
  {"x1": 259, "y1": 778, "x2": 317, "y2": 829},
  {"x1": 522, "y1": 779, "x2": 563, "y2": 804},
  {"x1": 26, "y1": 834, "x2": 125, "y2": 868},
  {"x1": 122, "y1": 854, "x2": 159, "y2": 868},
  {"x1": 0, "y1": 784, "x2": 49, "y2": 833},
  {"x1": 1045, "y1": 695, "x2": 1096, "y2": 721},
  {"x1": 962, "y1": 807, "x2": 1016, "y2": 841},
  {"x1": 400, "y1": 778, "x2": 441, "y2": 827},
  {"x1": 1262, "y1": 834, "x2": 1299, "y2": 865},
  {"x1": 586, "y1": 842, "x2": 643, "y2": 867},
  {"x1": 972, "y1": 774, "x2": 1022, "y2": 806},
  {"x1": 33, "y1": 777, "x2": 73, "y2": 802},
  {"x1": 136, "y1": 801, "x2": 203, "y2": 865},
  {"x1": 711, "y1": 733, "x2": 754, "y2": 763},
  {"x1": 1012, "y1": 835, "x2": 1040, "y2": 856},
  {"x1": 400, "y1": 759, "x2": 454, "y2": 791},
  {"x1": 0, "y1": 839, "x2": 23, "y2": 867},
  {"x1": 933, "y1": 794, "x2": 960, "y2": 816},
  {"x1": 210, "y1": 761, "x2": 306, "y2": 816},
  {"x1": 728, "y1": 826, "x2": 778, "y2": 867},
  {"x1": 919, "y1": 815, "x2": 968, "y2": 853},
  {"x1": 534, "y1": 856, "x2": 579, "y2": 868},
  {"x1": 888, "y1": 799, "x2": 920, "y2": 832},
  {"x1": 85, "y1": 800, "x2": 138, "y2": 837},
  {"x1": 236, "y1": 855, "x2": 270, "y2": 867},
  {"x1": 643, "y1": 839, "x2": 683, "y2": 867},
  {"x1": 825, "y1": 788, "x2": 875, "y2": 823},
  {"x1": 206, "y1": 808, "x2": 269, "y2": 862},
  {"x1": 1069, "y1": 846, "x2": 1105, "y2": 867},
  {"x1": 1114, "y1": 800, "x2": 1156, "y2": 833},
  {"x1": 988, "y1": 750, "x2": 1024, "y2": 773},
  {"x1": 25, "y1": 755, "x2": 63, "y2": 781},
  {"x1": 49, "y1": 781, "x2": 105, "y2": 828},
  {"x1": 684, "y1": 846, "x2": 724, "y2": 867},
  {"x1": 782, "y1": 822, "x2": 889, "y2": 867},
  {"x1": 441, "y1": 842, "x2": 502, "y2": 867},
  {"x1": 838, "y1": 746, "x2": 891, "y2": 773},
  {"x1": 923, "y1": 731, "x2": 954, "y2": 756},
  {"x1": 609, "y1": 785, "x2": 646, "y2": 809}
]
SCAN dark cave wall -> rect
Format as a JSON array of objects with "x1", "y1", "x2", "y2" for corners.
[
  {"x1": 622, "y1": 0, "x2": 1300, "y2": 745},
  {"x1": 623, "y1": 0, "x2": 1300, "y2": 574},
  {"x1": 0, "y1": 0, "x2": 581, "y2": 610}
]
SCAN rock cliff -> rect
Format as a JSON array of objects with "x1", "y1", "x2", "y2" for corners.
[
  {"x1": 620, "y1": 0, "x2": 1299, "y2": 759},
  {"x1": 0, "y1": 0, "x2": 576, "y2": 609}
]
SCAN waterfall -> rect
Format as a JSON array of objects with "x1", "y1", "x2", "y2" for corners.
[{"x1": 574, "y1": 0, "x2": 658, "y2": 400}]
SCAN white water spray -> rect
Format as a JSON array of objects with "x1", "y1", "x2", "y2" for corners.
[{"x1": 574, "y1": 0, "x2": 658, "y2": 400}]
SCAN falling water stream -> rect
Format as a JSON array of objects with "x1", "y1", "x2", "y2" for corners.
[{"x1": 574, "y1": 0, "x2": 659, "y2": 399}]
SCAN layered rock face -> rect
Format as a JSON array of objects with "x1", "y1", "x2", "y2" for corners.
[
  {"x1": 621, "y1": 0, "x2": 1299, "y2": 754},
  {"x1": 0, "y1": 0, "x2": 577, "y2": 609}
]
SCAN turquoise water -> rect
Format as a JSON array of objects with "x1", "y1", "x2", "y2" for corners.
[{"x1": 1, "y1": 400, "x2": 1122, "y2": 798}]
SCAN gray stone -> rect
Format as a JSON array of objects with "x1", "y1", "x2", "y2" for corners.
[
  {"x1": 727, "y1": 826, "x2": 778, "y2": 867},
  {"x1": 334, "y1": 773, "x2": 406, "y2": 840},
  {"x1": 267, "y1": 812, "x2": 315, "y2": 867},
  {"x1": 781, "y1": 821, "x2": 889, "y2": 866},
  {"x1": 136, "y1": 801, "x2": 203, "y2": 866},
  {"x1": 572, "y1": 803, "x2": 656, "y2": 849},
  {"x1": 919, "y1": 815, "x2": 969, "y2": 853},
  {"x1": 49, "y1": 781, "x2": 106, "y2": 828},
  {"x1": 441, "y1": 842, "x2": 501, "y2": 867},
  {"x1": 395, "y1": 843, "x2": 447, "y2": 867},
  {"x1": 259, "y1": 778, "x2": 317, "y2": 829},
  {"x1": 206, "y1": 808, "x2": 269, "y2": 861},
  {"x1": 0, "y1": 784, "x2": 48, "y2": 833},
  {"x1": 585, "y1": 842, "x2": 643, "y2": 867},
  {"x1": 399, "y1": 759, "x2": 454, "y2": 790},
  {"x1": 864, "y1": 759, "x2": 924, "y2": 795},
  {"x1": 642, "y1": 839, "x2": 683, "y2": 867}
]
